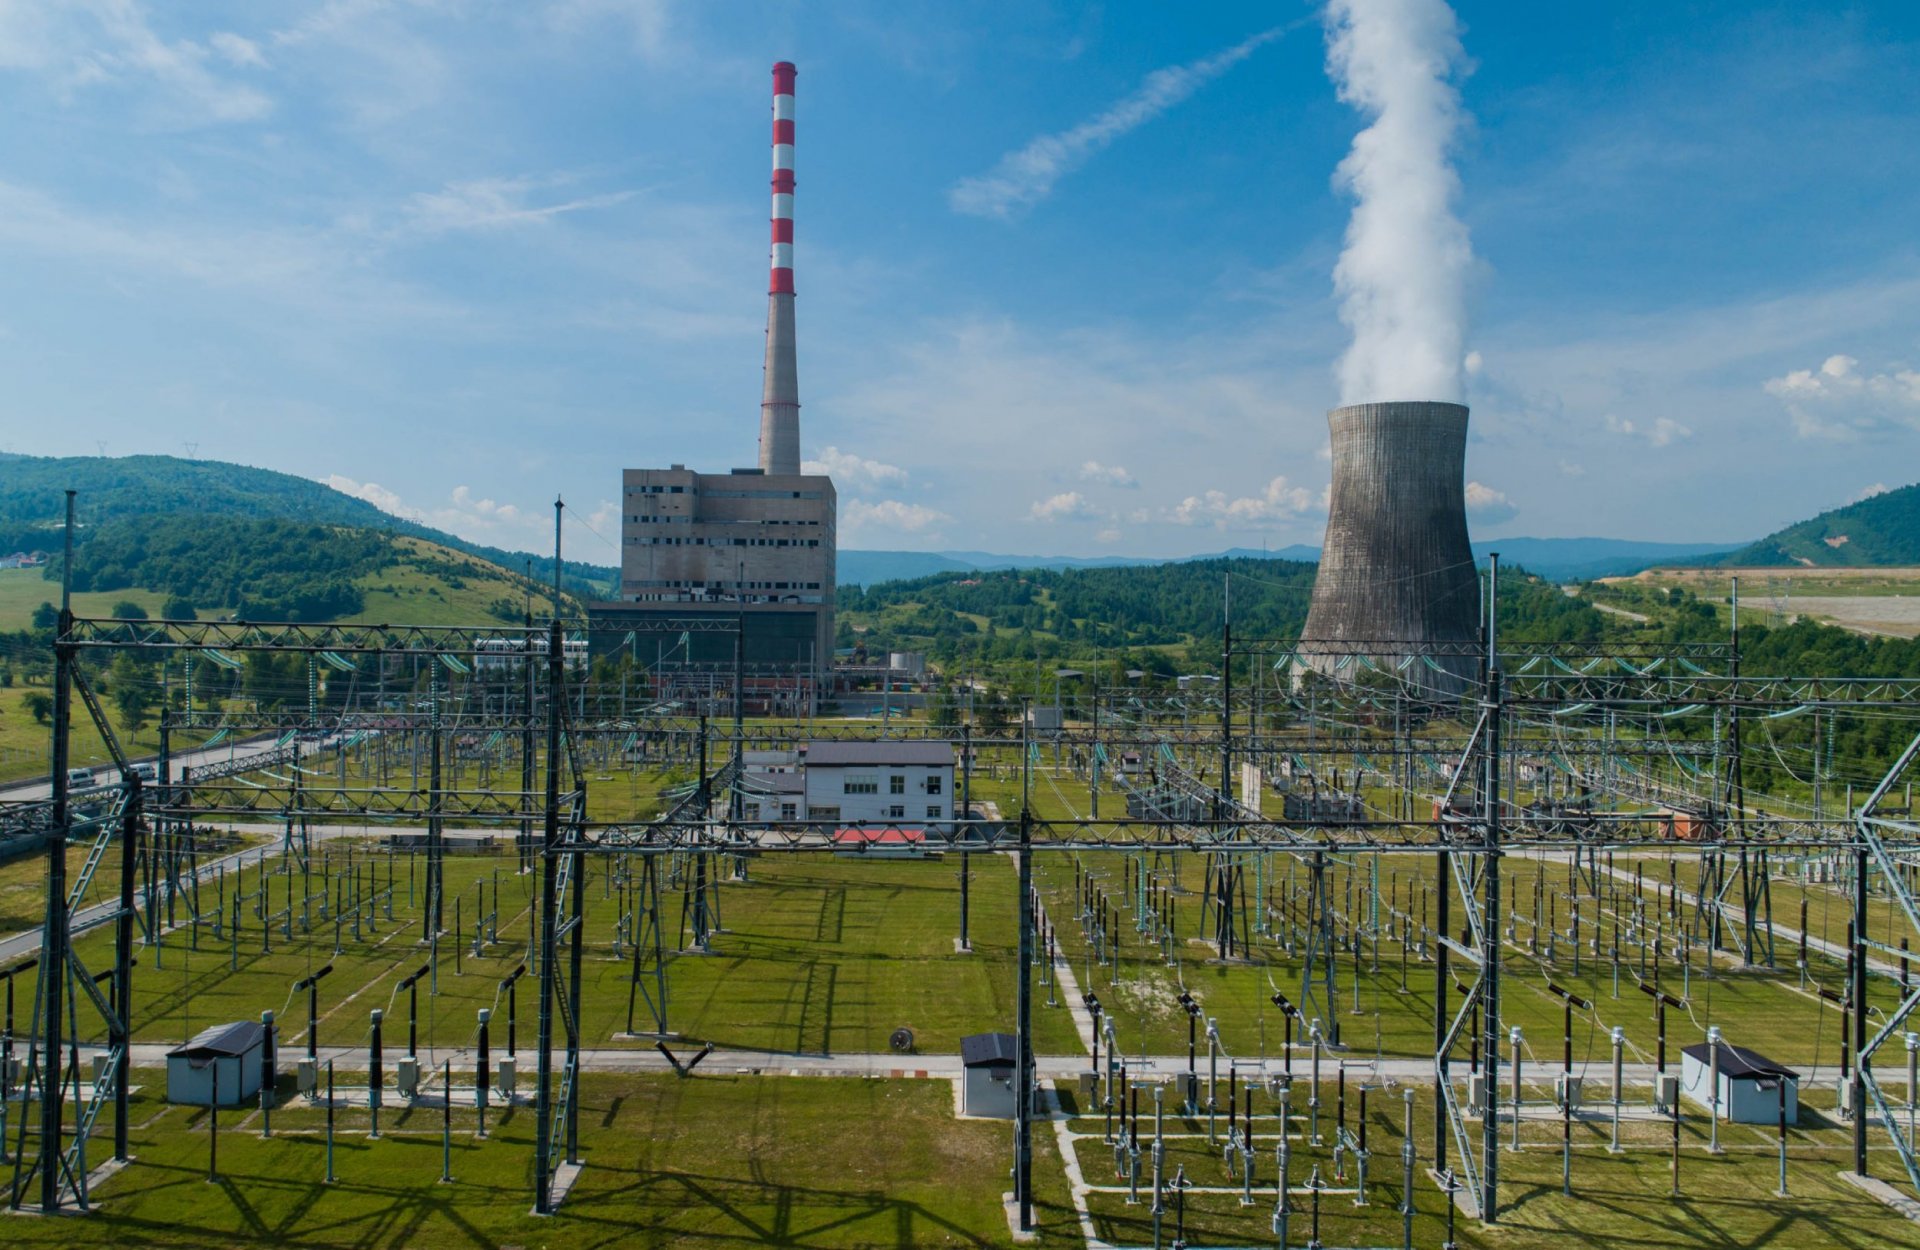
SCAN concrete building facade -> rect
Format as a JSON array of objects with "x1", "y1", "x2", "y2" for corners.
[
  {"x1": 597, "y1": 464, "x2": 836, "y2": 670},
  {"x1": 800, "y1": 740, "x2": 955, "y2": 831}
]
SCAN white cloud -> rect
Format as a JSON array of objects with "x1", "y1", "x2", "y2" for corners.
[
  {"x1": 1166, "y1": 476, "x2": 1318, "y2": 529},
  {"x1": 1848, "y1": 482, "x2": 1891, "y2": 504},
  {"x1": 1, "y1": 2, "x2": 273, "y2": 126},
  {"x1": 1029, "y1": 491, "x2": 1102, "y2": 522},
  {"x1": 451, "y1": 484, "x2": 523, "y2": 525},
  {"x1": 1604, "y1": 413, "x2": 1692, "y2": 447},
  {"x1": 948, "y1": 26, "x2": 1288, "y2": 219},
  {"x1": 1764, "y1": 353, "x2": 1920, "y2": 440},
  {"x1": 801, "y1": 446, "x2": 908, "y2": 490},
  {"x1": 1095, "y1": 528, "x2": 1122, "y2": 545},
  {"x1": 207, "y1": 32, "x2": 266, "y2": 68},
  {"x1": 841, "y1": 498, "x2": 948, "y2": 541},
  {"x1": 1078, "y1": 460, "x2": 1137, "y2": 488},
  {"x1": 1464, "y1": 480, "x2": 1518, "y2": 524},
  {"x1": 544, "y1": 0, "x2": 675, "y2": 63},
  {"x1": 321, "y1": 474, "x2": 564, "y2": 549},
  {"x1": 404, "y1": 177, "x2": 636, "y2": 234},
  {"x1": 324, "y1": 473, "x2": 420, "y2": 521},
  {"x1": 1557, "y1": 459, "x2": 1585, "y2": 477}
]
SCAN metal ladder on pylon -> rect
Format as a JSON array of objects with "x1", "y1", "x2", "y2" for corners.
[{"x1": 64, "y1": 792, "x2": 128, "y2": 910}]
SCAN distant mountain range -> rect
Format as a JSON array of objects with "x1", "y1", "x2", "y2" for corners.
[
  {"x1": 29, "y1": 452, "x2": 1901, "y2": 598},
  {"x1": 1713, "y1": 481, "x2": 1920, "y2": 567},
  {"x1": 838, "y1": 537, "x2": 1743, "y2": 587}
]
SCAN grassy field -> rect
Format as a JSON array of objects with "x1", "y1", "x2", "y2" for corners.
[
  {"x1": 0, "y1": 684, "x2": 230, "y2": 786},
  {"x1": 53, "y1": 844, "x2": 1082, "y2": 1057},
  {"x1": 1026, "y1": 847, "x2": 1913, "y2": 1073},
  {"x1": 340, "y1": 536, "x2": 580, "y2": 628},
  {"x1": 0, "y1": 539, "x2": 574, "y2": 636},
  {"x1": 8, "y1": 1066, "x2": 1908, "y2": 1248},
  {"x1": 0, "y1": 568, "x2": 212, "y2": 634},
  {"x1": 3, "y1": 1072, "x2": 1081, "y2": 1248},
  {"x1": 1056, "y1": 1080, "x2": 1918, "y2": 1250}
]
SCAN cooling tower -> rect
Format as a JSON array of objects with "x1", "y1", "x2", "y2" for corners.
[{"x1": 1299, "y1": 401, "x2": 1479, "y2": 695}]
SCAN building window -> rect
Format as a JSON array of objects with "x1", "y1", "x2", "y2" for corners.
[
  {"x1": 812, "y1": 805, "x2": 840, "y2": 821},
  {"x1": 844, "y1": 777, "x2": 878, "y2": 795},
  {"x1": 889, "y1": 775, "x2": 905, "y2": 795},
  {"x1": 780, "y1": 803, "x2": 797, "y2": 821},
  {"x1": 926, "y1": 805, "x2": 942, "y2": 819},
  {"x1": 886, "y1": 805, "x2": 906, "y2": 819},
  {"x1": 926, "y1": 775, "x2": 942, "y2": 795}
]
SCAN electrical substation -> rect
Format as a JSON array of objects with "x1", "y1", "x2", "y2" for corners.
[
  {"x1": 2, "y1": 49, "x2": 1919, "y2": 1250},
  {"x1": 5, "y1": 498, "x2": 1920, "y2": 1247}
]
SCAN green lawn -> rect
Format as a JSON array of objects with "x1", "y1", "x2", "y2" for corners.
[
  {"x1": 1058, "y1": 1080, "x2": 1918, "y2": 1250},
  {"x1": 59, "y1": 845, "x2": 1082, "y2": 1057},
  {"x1": 1028, "y1": 848, "x2": 1912, "y2": 1072},
  {"x1": 5, "y1": 1072, "x2": 1083, "y2": 1249}
]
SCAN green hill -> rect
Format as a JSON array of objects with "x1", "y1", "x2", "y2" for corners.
[
  {"x1": 840, "y1": 556, "x2": 1607, "y2": 670},
  {"x1": 0, "y1": 518, "x2": 579, "y2": 631},
  {"x1": 1717, "y1": 481, "x2": 1920, "y2": 567},
  {"x1": 0, "y1": 452, "x2": 615, "y2": 598}
]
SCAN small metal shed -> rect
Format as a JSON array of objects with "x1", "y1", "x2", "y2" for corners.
[
  {"x1": 1680, "y1": 1040, "x2": 1798, "y2": 1125},
  {"x1": 167, "y1": 1021, "x2": 265, "y2": 1107},
  {"x1": 960, "y1": 1032, "x2": 1018, "y2": 1119}
]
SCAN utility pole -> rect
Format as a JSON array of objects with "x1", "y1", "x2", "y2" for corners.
[{"x1": 1481, "y1": 553, "x2": 1504, "y2": 1224}]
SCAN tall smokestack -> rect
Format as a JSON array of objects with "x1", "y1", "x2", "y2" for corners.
[
  {"x1": 758, "y1": 61, "x2": 801, "y2": 476},
  {"x1": 1300, "y1": 401, "x2": 1478, "y2": 694}
]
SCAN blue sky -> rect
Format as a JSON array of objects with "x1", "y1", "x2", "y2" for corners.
[{"x1": 1, "y1": 1, "x2": 1917, "y2": 562}]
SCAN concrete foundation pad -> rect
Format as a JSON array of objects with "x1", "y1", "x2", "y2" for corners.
[
  {"x1": 530, "y1": 1162, "x2": 585, "y2": 1215},
  {"x1": 953, "y1": 937, "x2": 973, "y2": 954},
  {"x1": 1001, "y1": 1192, "x2": 1040, "y2": 1243},
  {"x1": 1838, "y1": 1171, "x2": 1920, "y2": 1223},
  {"x1": 1427, "y1": 1166, "x2": 1482, "y2": 1221},
  {"x1": 611, "y1": 1032, "x2": 679, "y2": 1042},
  {"x1": 85, "y1": 1154, "x2": 133, "y2": 1193}
]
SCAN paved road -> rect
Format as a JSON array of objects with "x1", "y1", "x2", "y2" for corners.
[
  {"x1": 0, "y1": 817, "x2": 386, "y2": 966},
  {"x1": 0, "y1": 733, "x2": 298, "y2": 803},
  {"x1": 82, "y1": 1043, "x2": 1855, "y2": 1092}
]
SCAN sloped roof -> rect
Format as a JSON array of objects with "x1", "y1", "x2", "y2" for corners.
[
  {"x1": 961, "y1": 1032, "x2": 1018, "y2": 1068},
  {"x1": 1681, "y1": 1041, "x2": 1798, "y2": 1081},
  {"x1": 805, "y1": 740, "x2": 954, "y2": 767},
  {"x1": 168, "y1": 1020, "x2": 264, "y2": 1059}
]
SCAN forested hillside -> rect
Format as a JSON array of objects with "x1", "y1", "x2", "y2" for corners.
[
  {"x1": 1717, "y1": 481, "x2": 1920, "y2": 567},
  {"x1": 0, "y1": 453, "x2": 615, "y2": 597},
  {"x1": 839, "y1": 557, "x2": 1611, "y2": 670}
]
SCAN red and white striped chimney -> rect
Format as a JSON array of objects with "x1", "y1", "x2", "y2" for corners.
[{"x1": 758, "y1": 61, "x2": 801, "y2": 475}]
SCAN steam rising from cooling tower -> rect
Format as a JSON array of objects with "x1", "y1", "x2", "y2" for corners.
[
  {"x1": 1301, "y1": 1, "x2": 1479, "y2": 695},
  {"x1": 759, "y1": 61, "x2": 801, "y2": 475},
  {"x1": 1325, "y1": 0, "x2": 1473, "y2": 405}
]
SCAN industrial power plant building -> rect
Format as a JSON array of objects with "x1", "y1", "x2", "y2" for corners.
[{"x1": 588, "y1": 62, "x2": 835, "y2": 683}]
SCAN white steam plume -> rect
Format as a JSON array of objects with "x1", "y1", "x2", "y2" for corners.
[{"x1": 1325, "y1": 0, "x2": 1474, "y2": 405}]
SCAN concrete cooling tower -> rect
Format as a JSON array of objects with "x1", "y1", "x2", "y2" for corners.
[{"x1": 1298, "y1": 401, "x2": 1480, "y2": 697}]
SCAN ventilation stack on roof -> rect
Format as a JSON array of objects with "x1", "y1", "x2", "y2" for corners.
[{"x1": 1298, "y1": 401, "x2": 1479, "y2": 696}]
